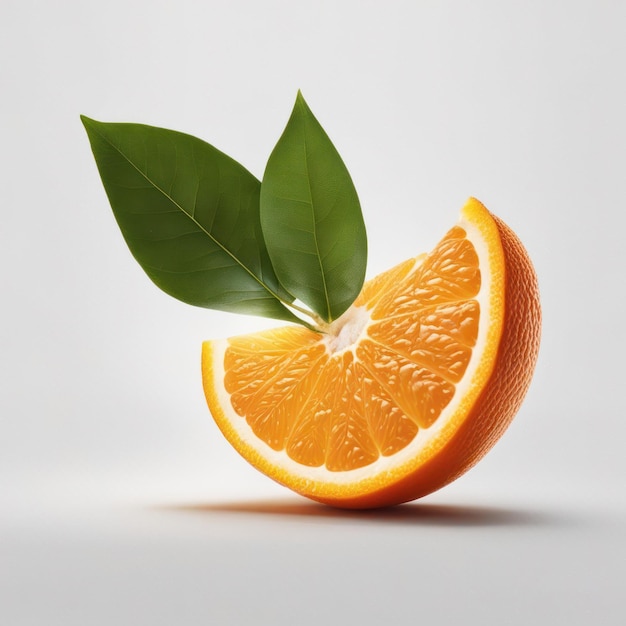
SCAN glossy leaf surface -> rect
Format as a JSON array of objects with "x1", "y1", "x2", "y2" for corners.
[
  {"x1": 260, "y1": 92, "x2": 367, "y2": 322},
  {"x1": 81, "y1": 117, "x2": 299, "y2": 323}
]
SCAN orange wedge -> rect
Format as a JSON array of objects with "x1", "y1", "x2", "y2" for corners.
[{"x1": 202, "y1": 198, "x2": 541, "y2": 508}]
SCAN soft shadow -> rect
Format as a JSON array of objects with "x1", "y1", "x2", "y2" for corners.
[{"x1": 156, "y1": 498, "x2": 563, "y2": 528}]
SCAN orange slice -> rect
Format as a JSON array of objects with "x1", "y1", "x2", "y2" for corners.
[{"x1": 202, "y1": 198, "x2": 541, "y2": 508}]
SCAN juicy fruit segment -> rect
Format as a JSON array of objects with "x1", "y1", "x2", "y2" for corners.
[
  {"x1": 223, "y1": 225, "x2": 480, "y2": 471},
  {"x1": 203, "y1": 198, "x2": 541, "y2": 508}
]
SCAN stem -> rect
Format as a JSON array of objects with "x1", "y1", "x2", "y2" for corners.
[{"x1": 280, "y1": 299, "x2": 328, "y2": 332}]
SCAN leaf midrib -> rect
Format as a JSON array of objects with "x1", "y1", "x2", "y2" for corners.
[{"x1": 301, "y1": 120, "x2": 331, "y2": 322}]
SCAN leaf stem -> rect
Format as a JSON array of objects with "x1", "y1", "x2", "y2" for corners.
[{"x1": 282, "y1": 299, "x2": 328, "y2": 332}]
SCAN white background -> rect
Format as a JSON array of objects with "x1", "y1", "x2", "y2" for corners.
[{"x1": 1, "y1": 1, "x2": 625, "y2": 624}]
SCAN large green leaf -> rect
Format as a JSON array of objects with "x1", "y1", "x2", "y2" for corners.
[
  {"x1": 81, "y1": 116, "x2": 300, "y2": 323},
  {"x1": 260, "y1": 92, "x2": 367, "y2": 323}
]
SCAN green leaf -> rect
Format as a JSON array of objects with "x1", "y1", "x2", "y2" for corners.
[
  {"x1": 81, "y1": 116, "x2": 301, "y2": 324},
  {"x1": 260, "y1": 91, "x2": 367, "y2": 323}
]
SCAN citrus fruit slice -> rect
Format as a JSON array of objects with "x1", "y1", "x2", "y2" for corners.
[{"x1": 202, "y1": 198, "x2": 541, "y2": 508}]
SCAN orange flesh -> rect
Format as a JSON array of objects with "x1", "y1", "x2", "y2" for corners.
[{"x1": 224, "y1": 226, "x2": 481, "y2": 472}]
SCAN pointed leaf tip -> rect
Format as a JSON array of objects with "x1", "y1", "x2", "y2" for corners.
[{"x1": 80, "y1": 114, "x2": 96, "y2": 128}]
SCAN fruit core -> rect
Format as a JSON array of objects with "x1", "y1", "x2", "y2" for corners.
[{"x1": 323, "y1": 305, "x2": 370, "y2": 354}]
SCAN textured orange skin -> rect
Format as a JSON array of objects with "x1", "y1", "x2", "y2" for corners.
[{"x1": 309, "y1": 214, "x2": 541, "y2": 508}]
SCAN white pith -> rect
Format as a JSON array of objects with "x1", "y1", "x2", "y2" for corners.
[
  {"x1": 323, "y1": 305, "x2": 371, "y2": 354},
  {"x1": 210, "y1": 211, "x2": 497, "y2": 487}
]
